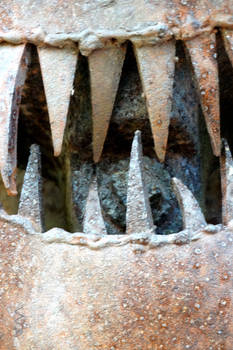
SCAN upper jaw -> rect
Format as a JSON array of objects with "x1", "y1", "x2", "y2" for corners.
[{"x1": 0, "y1": 1, "x2": 232, "y2": 233}]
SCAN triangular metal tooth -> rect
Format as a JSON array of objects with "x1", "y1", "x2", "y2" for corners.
[
  {"x1": 222, "y1": 29, "x2": 233, "y2": 66},
  {"x1": 83, "y1": 176, "x2": 107, "y2": 235},
  {"x1": 172, "y1": 177, "x2": 206, "y2": 233},
  {"x1": 18, "y1": 144, "x2": 43, "y2": 232},
  {"x1": 220, "y1": 139, "x2": 233, "y2": 226},
  {"x1": 38, "y1": 46, "x2": 78, "y2": 156},
  {"x1": 126, "y1": 130, "x2": 155, "y2": 235},
  {"x1": 0, "y1": 43, "x2": 30, "y2": 196},
  {"x1": 134, "y1": 41, "x2": 176, "y2": 162},
  {"x1": 89, "y1": 46, "x2": 126, "y2": 163},
  {"x1": 185, "y1": 34, "x2": 220, "y2": 157}
]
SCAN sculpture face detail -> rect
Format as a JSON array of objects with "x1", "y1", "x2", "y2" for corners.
[{"x1": 0, "y1": 1, "x2": 233, "y2": 349}]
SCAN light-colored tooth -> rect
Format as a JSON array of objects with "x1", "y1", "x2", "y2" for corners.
[
  {"x1": 220, "y1": 139, "x2": 233, "y2": 226},
  {"x1": 134, "y1": 41, "x2": 175, "y2": 162},
  {"x1": 38, "y1": 46, "x2": 78, "y2": 156},
  {"x1": 89, "y1": 46, "x2": 126, "y2": 163},
  {"x1": 126, "y1": 130, "x2": 155, "y2": 235},
  {"x1": 18, "y1": 144, "x2": 43, "y2": 232},
  {"x1": 185, "y1": 34, "x2": 220, "y2": 157},
  {"x1": 222, "y1": 29, "x2": 233, "y2": 66},
  {"x1": 83, "y1": 176, "x2": 107, "y2": 235},
  {"x1": 172, "y1": 177, "x2": 206, "y2": 232},
  {"x1": 0, "y1": 43, "x2": 30, "y2": 196}
]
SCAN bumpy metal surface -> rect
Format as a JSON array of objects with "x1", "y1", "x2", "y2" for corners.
[
  {"x1": 126, "y1": 131, "x2": 155, "y2": 235},
  {"x1": 18, "y1": 145, "x2": 43, "y2": 232},
  {"x1": 83, "y1": 176, "x2": 107, "y2": 235},
  {"x1": 0, "y1": 132, "x2": 232, "y2": 349},
  {"x1": 0, "y1": 1, "x2": 233, "y2": 349},
  {"x1": 0, "y1": 1, "x2": 232, "y2": 183},
  {"x1": 185, "y1": 34, "x2": 220, "y2": 157},
  {"x1": 0, "y1": 0, "x2": 232, "y2": 51},
  {"x1": 37, "y1": 46, "x2": 78, "y2": 156},
  {"x1": 0, "y1": 218, "x2": 232, "y2": 349},
  {"x1": 134, "y1": 41, "x2": 175, "y2": 162},
  {"x1": 89, "y1": 46, "x2": 126, "y2": 163},
  {"x1": 172, "y1": 177, "x2": 207, "y2": 232}
]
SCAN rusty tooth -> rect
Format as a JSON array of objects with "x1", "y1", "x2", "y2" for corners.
[
  {"x1": 185, "y1": 34, "x2": 220, "y2": 157},
  {"x1": 18, "y1": 144, "x2": 43, "y2": 232},
  {"x1": 134, "y1": 41, "x2": 175, "y2": 162},
  {"x1": 222, "y1": 29, "x2": 233, "y2": 66},
  {"x1": 0, "y1": 43, "x2": 30, "y2": 196},
  {"x1": 126, "y1": 130, "x2": 155, "y2": 235},
  {"x1": 172, "y1": 177, "x2": 206, "y2": 233},
  {"x1": 38, "y1": 46, "x2": 78, "y2": 156},
  {"x1": 83, "y1": 176, "x2": 107, "y2": 235},
  {"x1": 220, "y1": 139, "x2": 233, "y2": 226},
  {"x1": 89, "y1": 46, "x2": 126, "y2": 163}
]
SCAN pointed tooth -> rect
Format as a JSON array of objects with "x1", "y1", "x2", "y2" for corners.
[
  {"x1": 83, "y1": 176, "x2": 107, "y2": 235},
  {"x1": 172, "y1": 177, "x2": 206, "y2": 232},
  {"x1": 222, "y1": 29, "x2": 233, "y2": 66},
  {"x1": 220, "y1": 139, "x2": 233, "y2": 226},
  {"x1": 134, "y1": 42, "x2": 176, "y2": 162},
  {"x1": 185, "y1": 34, "x2": 220, "y2": 157},
  {"x1": 0, "y1": 44, "x2": 30, "y2": 196},
  {"x1": 89, "y1": 46, "x2": 126, "y2": 163},
  {"x1": 18, "y1": 144, "x2": 43, "y2": 232},
  {"x1": 38, "y1": 46, "x2": 78, "y2": 156},
  {"x1": 126, "y1": 130, "x2": 155, "y2": 235}
]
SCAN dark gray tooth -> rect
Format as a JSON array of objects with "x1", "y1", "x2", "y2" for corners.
[
  {"x1": 220, "y1": 139, "x2": 233, "y2": 226},
  {"x1": 18, "y1": 144, "x2": 43, "y2": 232},
  {"x1": 172, "y1": 177, "x2": 206, "y2": 233},
  {"x1": 126, "y1": 130, "x2": 155, "y2": 235},
  {"x1": 83, "y1": 176, "x2": 107, "y2": 235},
  {"x1": 0, "y1": 43, "x2": 30, "y2": 196}
]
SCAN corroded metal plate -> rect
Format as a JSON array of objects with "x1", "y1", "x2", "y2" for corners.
[
  {"x1": 0, "y1": 219, "x2": 232, "y2": 349},
  {"x1": 0, "y1": 0, "x2": 232, "y2": 52}
]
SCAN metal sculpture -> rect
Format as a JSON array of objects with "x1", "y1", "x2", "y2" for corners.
[{"x1": 0, "y1": 1, "x2": 233, "y2": 349}]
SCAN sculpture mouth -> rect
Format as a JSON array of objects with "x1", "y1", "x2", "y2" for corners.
[{"x1": 0, "y1": 2, "x2": 233, "y2": 236}]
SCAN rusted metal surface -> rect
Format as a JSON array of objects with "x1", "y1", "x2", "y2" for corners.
[
  {"x1": 0, "y1": 217, "x2": 232, "y2": 349},
  {"x1": 185, "y1": 34, "x2": 220, "y2": 157},
  {"x1": 18, "y1": 144, "x2": 43, "y2": 232},
  {"x1": 134, "y1": 41, "x2": 175, "y2": 162},
  {"x1": 89, "y1": 46, "x2": 126, "y2": 163},
  {"x1": 0, "y1": 43, "x2": 30, "y2": 196},
  {"x1": 0, "y1": 2, "x2": 231, "y2": 191},
  {"x1": 37, "y1": 46, "x2": 78, "y2": 156},
  {"x1": 172, "y1": 177, "x2": 206, "y2": 233},
  {"x1": 83, "y1": 176, "x2": 107, "y2": 235},
  {"x1": 0, "y1": 133, "x2": 232, "y2": 348},
  {"x1": 0, "y1": 1, "x2": 233, "y2": 349},
  {"x1": 126, "y1": 131, "x2": 155, "y2": 235},
  {"x1": 0, "y1": 1, "x2": 232, "y2": 52},
  {"x1": 222, "y1": 29, "x2": 233, "y2": 67}
]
